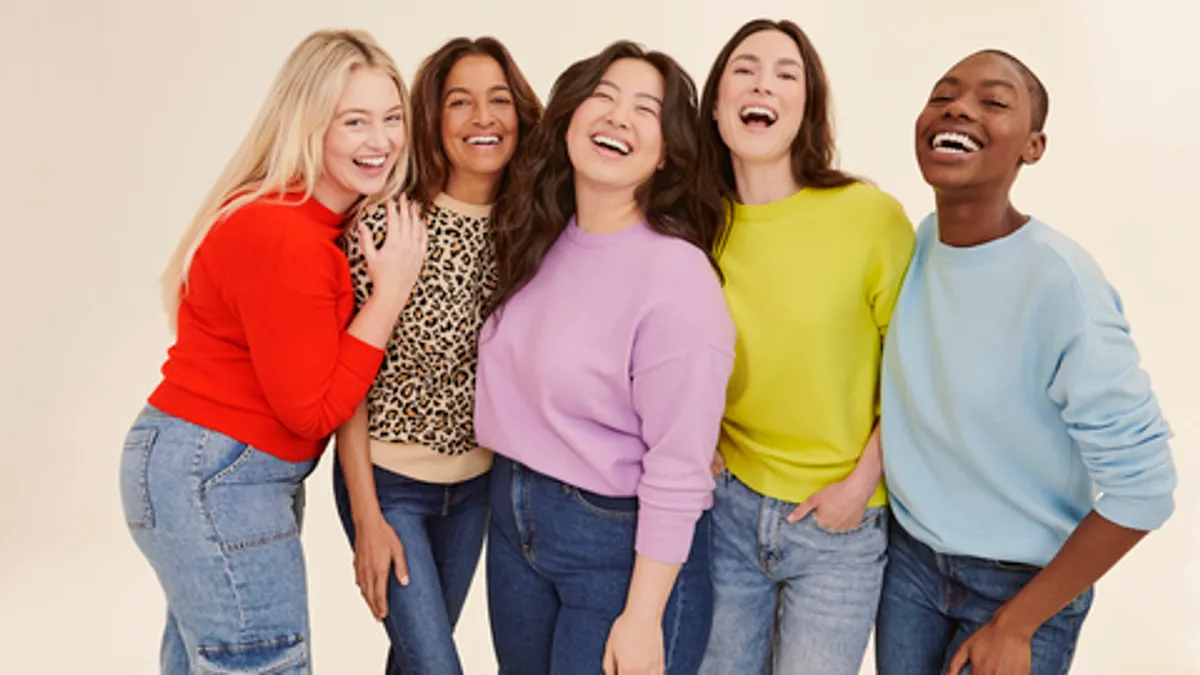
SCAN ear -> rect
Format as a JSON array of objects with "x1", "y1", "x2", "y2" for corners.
[{"x1": 1020, "y1": 131, "x2": 1047, "y2": 166}]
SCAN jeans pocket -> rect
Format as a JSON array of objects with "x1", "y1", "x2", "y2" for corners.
[
  {"x1": 199, "y1": 441, "x2": 257, "y2": 490},
  {"x1": 567, "y1": 487, "x2": 638, "y2": 521},
  {"x1": 196, "y1": 634, "x2": 308, "y2": 675},
  {"x1": 812, "y1": 506, "x2": 885, "y2": 536},
  {"x1": 120, "y1": 427, "x2": 158, "y2": 530}
]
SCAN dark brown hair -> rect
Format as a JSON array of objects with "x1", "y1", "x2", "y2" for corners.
[
  {"x1": 696, "y1": 19, "x2": 857, "y2": 249},
  {"x1": 486, "y1": 40, "x2": 722, "y2": 318},
  {"x1": 406, "y1": 37, "x2": 543, "y2": 211}
]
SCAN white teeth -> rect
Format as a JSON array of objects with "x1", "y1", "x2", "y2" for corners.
[
  {"x1": 592, "y1": 134, "x2": 631, "y2": 155},
  {"x1": 355, "y1": 156, "x2": 386, "y2": 167},
  {"x1": 740, "y1": 105, "x2": 778, "y2": 123},
  {"x1": 466, "y1": 136, "x2": 501, "y2": 145},
  {"x1": 932, "y1": 132, "x2": 981, "y2": 153}
]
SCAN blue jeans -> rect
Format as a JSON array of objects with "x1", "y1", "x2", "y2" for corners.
[
  {"x1": 119, "y1": 405, "x2": 317, "y2": 674},
  {"x1": 699, "y1": 469, "x2": 888, "y2": 675},
  {"x1": 331, "y1": 461, "x2": 488, "y2": 674},
  {"x1": 487, "y1": 455, "x2": 714, "y2": 675},
  {"x1": 876, "y1": 516, "x2": 1093, "y2": 675}
]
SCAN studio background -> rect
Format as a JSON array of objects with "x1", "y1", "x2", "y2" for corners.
[{"x1": 1, "y1": 0, "x2": 1196, "y2": 672}]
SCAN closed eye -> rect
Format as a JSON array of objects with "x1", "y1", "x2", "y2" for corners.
[
  {"x1": 491, "y1": 97, "x2": 513, "y2": 106},
  {"x1": 636, "y1": 105, "x2": 659, "y2": 116},
  {"x1": 779, "y1": 72, "x2": 798, "y2": 81},
  {"x1": 733, "y1": 67, "x2": 753, "y2": 75},
  {"x1": 984, "y1": 100, "x2": 1009, "y2": 108}
]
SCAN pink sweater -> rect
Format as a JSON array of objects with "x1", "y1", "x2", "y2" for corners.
[{"x1": 474, "y1": 218, "x2": 735, "y2": 563}]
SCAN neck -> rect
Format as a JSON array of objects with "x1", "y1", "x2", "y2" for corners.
[
  {"x1": 732, "y1": 154, "x2": 800, "y2": 205},
  {"x1": 444, "y1": 171, "x2": 499, "y2": 206},
  {"x1": 574, "y1": 179, "x2": 643, "y2": 234},
  {"x1": 935, "y1": 186, "x2": 1028, "y2": 247},
  {"x1": 311, "y1": 180, "x2": 357, "y2": 214}
]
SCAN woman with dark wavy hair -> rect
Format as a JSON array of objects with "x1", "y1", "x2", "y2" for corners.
[
  {"x1": 695, "y1": 19, "x2": 915, "y2": 675},
  {"x1": 474, "y1": 40, "x2": 735, "y2": 675},
  {"x1": 332, "y1": 35, "x2": 541, "y2": 675}
]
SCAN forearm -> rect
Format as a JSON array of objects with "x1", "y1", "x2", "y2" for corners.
[
  {"x1": 993, "y1": 510, "x2": 1147, "y2": 638},
  {"x1": 622, "y1": 555, "x2": 682, "y2": 621},
  {"x1": 335, "y1": 402, "x2": 384, "y2": 524},
  {"x1": 345, "y1": 287, "x2": 412, "y2": 350},
  {"x1": 846, "y1": 422, "x2": 883, "y2": 490}
]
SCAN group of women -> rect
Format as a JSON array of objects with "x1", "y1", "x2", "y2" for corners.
[{"x1": 118, "y1": 16, "x2": 1176, "y2": 675}]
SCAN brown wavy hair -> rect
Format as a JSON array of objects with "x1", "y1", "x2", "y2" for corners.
[
  {"x1": 697, "y1": 19, "x2": 858, "y2": 250},
  {"x1": 486, "y1": 40, "x2": 722, "y2": 318},
  {"x1": 406, "y1": 37, "x2": 542, "y2": 212}
]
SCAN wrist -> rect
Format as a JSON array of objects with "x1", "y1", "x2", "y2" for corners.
[
  {"x1": 992, "y1": 602, "x2": 1038, "y2": 641},
  {"x1": 368, "y1": 283, "x2": 409, "y2": 309},
  {"x1": 844, "y1": 462, "x2": 881, "y2": 494},
  {"x1": 350, "y1": 500, "x2": 385, "y2": 527},
  {"x1": 620, "y1": 602, "x2": 664, "y2": 623}
]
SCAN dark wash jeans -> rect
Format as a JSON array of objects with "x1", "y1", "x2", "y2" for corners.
[
  {"x1": 486, "y1": 455, "x2": 714, "y2": 674},
  {"x1": 876, "y1": 514, "x2": 1093, "y2": 675},
  {"x1": 332, "y1": 460, "x2": 489, "y2": 674}
]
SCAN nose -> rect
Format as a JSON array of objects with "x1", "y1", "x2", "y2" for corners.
[
  {"x1": 752, "y1": 71, "x2": 774, "y2": 96},
  {"x1": 472, "y1": 101, "x2": 494, "y2": 127},
  {"x1": 606, "y1": 100, "x2": 631, "y2": 130},
  {"x1": 367, "y1": 121, "x2": 389, "y2": 150},
  {"x1": 943, "y1": 97, "x2": 976, "y2": 121}
]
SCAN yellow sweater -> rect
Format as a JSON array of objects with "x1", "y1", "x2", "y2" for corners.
[{"x1": 717, "y1": 183, "x2": 915, "y2": 505}]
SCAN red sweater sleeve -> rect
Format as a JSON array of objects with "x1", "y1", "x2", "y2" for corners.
[{"x1": 226, "y1": 221, "x2": 384, "y2": 441}]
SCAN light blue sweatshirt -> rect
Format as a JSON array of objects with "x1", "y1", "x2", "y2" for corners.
[{"x1": 881, "y1": 214, "x2": 1176, "y2": 567}]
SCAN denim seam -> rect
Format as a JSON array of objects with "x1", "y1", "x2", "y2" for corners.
[
  {"x1": 663, "y1": 561, "x2": 685, "y2": 668},
  {"x1": 386, "y1": 607, "x2": 420, "y2": 671},
  {"x1": 125, "y1": 427, "x2": 158, "y2": 529},
  {"x1": 197, "y1": 634, "x2": 308, "y2": 675},
  {"x1": 190, "y1": 428, "x2": 249, "y2": 631},
  {"x1": 200, "y1": 444, "x2": 256, "y2": 491}
]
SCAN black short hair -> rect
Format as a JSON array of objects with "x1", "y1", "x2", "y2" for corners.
[{"x1": 971, "y1": 49, "x2": 1049, "y2": 132}]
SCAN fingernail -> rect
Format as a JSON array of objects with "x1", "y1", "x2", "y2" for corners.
[{"x1": 400, "y1": 575, "x2": 409, "y2": 586}]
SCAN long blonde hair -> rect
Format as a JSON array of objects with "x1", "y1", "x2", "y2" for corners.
[{"x1": 161, "y1": 28, "x2": 411, "y2": 327}]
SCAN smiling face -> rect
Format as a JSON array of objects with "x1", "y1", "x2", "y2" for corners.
[
  {"x1": 315, "y1": 66, "x2": 406, "y2": 213},
  {"x1": 915, "y1": 52, "x2": 1046, "y2": 195},
  {"x1": 565, "y1": 57, "x2": 665, "y2": 193},
  {"x1": 713, "y1": 29, "x2": 806, "y2": 166},
  {"x1": 441, "y1": 54, "x2": 519, "y2": 187}
]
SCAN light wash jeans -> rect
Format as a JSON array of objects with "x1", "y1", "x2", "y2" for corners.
[
  {"x1": 119, "y1": 405, "x2": 317, "y2": 674},
  {"x1": 699, "y1": 469, "x2": 887, "y2": 675}
]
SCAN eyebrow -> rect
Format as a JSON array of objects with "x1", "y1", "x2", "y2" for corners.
[
  {"x1": 731, "y1": 53, "x2": 803, "y2": 69},
  {"x1": 935, "y1": 75, "x2": 1018, "y2": 92},
  {"x1": 336, "y1": 104, "x2": 404, "y2": 117},
  {"x1": 597, "y1": 78, "x2": 663, "y2": 106},
  {"x1": 444, "y1": 84, "x2": 512, "y2": 98}
]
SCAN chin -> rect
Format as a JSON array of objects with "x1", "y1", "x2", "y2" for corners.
[
  {"x1": 726, "y1": 137, "x2": 789, "y2": 166},
  {"x1": 919, "y1": 166, "x2": 974, "y2": 193}
]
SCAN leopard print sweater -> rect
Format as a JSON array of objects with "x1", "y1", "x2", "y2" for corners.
[{"x1": 343, "y1": 193, "x2": 496, "y2": 467}]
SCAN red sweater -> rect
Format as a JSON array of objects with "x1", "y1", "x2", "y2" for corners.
[{"x1": 149, "y1": 194, "x2": 384, "y2": 462}]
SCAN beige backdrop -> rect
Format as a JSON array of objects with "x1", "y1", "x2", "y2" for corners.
[{"x1": 1, "y1": 0, "x2": 1196, "y2": 673}]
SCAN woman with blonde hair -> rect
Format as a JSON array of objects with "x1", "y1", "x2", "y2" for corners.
[
  {"x1": 118, "y1": 28, "x2": 426, "y2": 674},
  {"x1": 333, "y1": 35, "x2": 541, "y2": 674}
]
